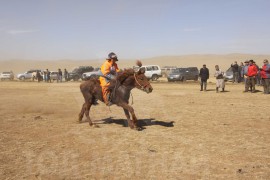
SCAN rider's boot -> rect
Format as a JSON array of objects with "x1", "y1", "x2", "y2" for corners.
[
  {"x1": 105, "y1": 92, "x2": 113, "y2": 106},
  {"x1": 92, "y1": 98, "x2": 99, "y2": 105}
]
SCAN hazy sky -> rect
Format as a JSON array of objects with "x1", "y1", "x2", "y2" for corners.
[{"x1": 0, "y1": 0, "x2": 269, "y2": 60}]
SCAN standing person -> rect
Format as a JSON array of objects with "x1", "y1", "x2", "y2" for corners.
[
  {"x1": 43, "y1": 70, "x2": 47, "y2": 82},
  {"x1": 36, "y1": 70, "x2": 42, "y2": 82},
  {"x1": 46, "y1": 69, "x2": 51, "y2": 83},
  {"x1": 64, "y1": 68, "x2": 68, "y2": 81},
  {"x1": 99, "y1": 52, "x2": 120, "y2": 106},
  {"x1": 260, "y1": 59, "x2": 270, "y2": 94},
  {"x1": 244, "y1": 60, "x2": 258, "y2": 93},
  {"x1": 214, "y1": 65, "x2": 225, "y2": 92},
  {"x1": 57, "y1": 68, "x2": 62, "y2": 83},
  {"x1": 231, "y1": 61, "x2": 239, "y2": 83},
  {"x1": 199, "y1": 64, "x2": 209, "y2": 91},
  {"x1": 242, "y1": 61, "x2": 250, "y2": 92},
  {"x1": 239, "y1": 62, "x2": 244, "y2": 82},
  {"x1": 254, "y1": 62, "x2": 261, "y2": 86}
]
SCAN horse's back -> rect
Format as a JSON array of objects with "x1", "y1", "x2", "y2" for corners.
[{"x1": 80, "y1": 78, "x2": 101, "y2": 92}]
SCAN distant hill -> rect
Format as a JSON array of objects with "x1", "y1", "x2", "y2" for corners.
[{"x1": 143, "y1": 54, "x2": 270, "y2": 71}]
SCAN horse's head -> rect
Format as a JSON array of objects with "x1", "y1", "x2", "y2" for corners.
[
  {"x1": 133, "y1": 61, "x2": 153, "y2": 93},
  {"x1": 116, "y1": 61, "x2": 153, "y2": 93}
]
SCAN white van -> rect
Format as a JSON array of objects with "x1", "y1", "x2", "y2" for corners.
[
  {"x1": 17, "y1": 69, "x2": 41, "y2": 80},
  {"x1": 134, "y1": 65, "x2": 162, "y2": 81}
]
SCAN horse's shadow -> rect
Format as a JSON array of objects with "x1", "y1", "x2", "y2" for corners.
[{"x1": 95, "y1": 117, "x2": 174, "y2": 131}]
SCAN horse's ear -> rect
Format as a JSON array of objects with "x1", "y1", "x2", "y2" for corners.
[
  {"x1": 117, "y1": 71, "x2": 130, "y2": 83},
  {"x1": 136, "y1": 60, "x2": 142, "y2": 67},
  {"x1": 137, "y1": 67, "x2": 145, "y2": 74}
]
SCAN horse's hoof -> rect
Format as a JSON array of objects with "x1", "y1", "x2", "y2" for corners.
[
  {"x1": 136, "y1": 126, "x2": 144, "y2": 131},
  {"x1": 78, "y1": 116, "x2": 83, "y2": 122},
  {"x1": 89, "y1": 122, "x2": 93, "y2": 126},
  {"x1": 94, "y1": 124, "x2": 100, "y2": 128}
]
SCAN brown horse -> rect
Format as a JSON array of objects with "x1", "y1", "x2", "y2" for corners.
[{"x1": 79, "y1": 62, "x2": 153, "y2": 129}]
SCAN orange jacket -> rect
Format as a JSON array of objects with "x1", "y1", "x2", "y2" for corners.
[{"x1": 99, "y1": 60, "x2": 119, "y2": 86}]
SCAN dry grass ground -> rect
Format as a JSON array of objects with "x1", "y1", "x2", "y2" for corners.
[{"x1": 0, "y1": 80, "x2": 269, "y2": 179}]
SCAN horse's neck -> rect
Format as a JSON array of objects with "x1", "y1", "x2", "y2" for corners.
[
  {"x1": 120, "y1": 84, "x2": 133, "y2": 92},
  {"x1": 121, "y1": 75, "x2": 136, "y2": 89}
]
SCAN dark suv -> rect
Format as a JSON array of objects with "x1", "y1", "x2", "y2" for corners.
[
  {"x1": 67, "y1": 66, "x2": 94, "y2": 81},
  {"x1": 167, "y1": 67, "x2": 199, "y2": 82}
]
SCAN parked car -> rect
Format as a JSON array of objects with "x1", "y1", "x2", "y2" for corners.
[
  {"x1": 17, "y1": 69, "x2": 41, "y2": 80},
  {"x1": 224, "y1": 67, "x2": 233, "y2": 81},
  {"x1": 134, "y1": 65, "x2": 162, "y2": 81},
  {"x1": 167, "y1": 67, "x2": 199, "y2": 82},
  {"x1": 82, "y1": 70, "x2": 102, "y2": 80},
  {"x1": 67, "y1": 66, "x2": 94, "y2": 81},
  {"x1": 93, "y1": 67, "x2": 101, "y2": 71},
  {"x1": 0, "y1": 71, "x2": 14, "y2": 81},
  {"x1": 50, "y1": 71, "x2": 59, "y2": 81},
  {"x1": 161, "y1": 66, "x2": 177, "y2": 77}
]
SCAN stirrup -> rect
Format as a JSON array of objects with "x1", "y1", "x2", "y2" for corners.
[
  {"x1": 92, "y1": 99, "x2": 99, "y2": 105},
  {"x1": 106, "y1": 101, "x2": 113, "y2": 106}
]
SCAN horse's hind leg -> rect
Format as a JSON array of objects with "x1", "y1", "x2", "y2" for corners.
[
  {"x1": 85, "y1": 102, "x2": 93, "y2": 126},
  {"x1": 79, "y1": 86, "x2": 94, "y2": 125},
  {"x1": 78, "y1": 103, "x2": 86, "y2": 122},
  {"x1": 78, "y1": 102, "x2": 93, "y2": 126}
]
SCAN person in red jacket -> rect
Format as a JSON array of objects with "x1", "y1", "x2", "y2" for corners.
[
  {"x1": 244, "y1": 59, "x2": 258, "y2": 93},
  {"x1": 260, "y1": 59, "x2": 270, "y2": 94}
]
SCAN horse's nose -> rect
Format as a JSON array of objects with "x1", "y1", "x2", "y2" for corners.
[{"x1": 148, "y1": 86, "x2": 153, "y2": 93}]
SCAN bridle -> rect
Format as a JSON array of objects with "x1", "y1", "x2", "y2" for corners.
[{"x1": 133, "y1": 73, "x2": 150, "y2": 91}]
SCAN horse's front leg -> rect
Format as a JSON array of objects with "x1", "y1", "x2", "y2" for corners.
[
  {"x1": 123, "y1": 108, "x2": 134, "y2": 128},
  {"x1": 120, "y1": 103, "x2": 137, "y2": 129}
]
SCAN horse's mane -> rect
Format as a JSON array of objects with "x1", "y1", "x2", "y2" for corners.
[
  {"x1": 116, "y1": 68, "x2": 135, "y2": 83},
  {"x1": 108, "y1": 68, "x2": 135, "y2": 90}
]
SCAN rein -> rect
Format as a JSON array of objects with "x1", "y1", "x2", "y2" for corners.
[
  {"x1": 133, "y1": 73, "x2": 149, "y2": 91},
  {"x1": 110, "y1": 72, "x2": 149, "y2": 105},
  {"x1": 112, "y1": 79, "x2": 120, "y2": 101}
]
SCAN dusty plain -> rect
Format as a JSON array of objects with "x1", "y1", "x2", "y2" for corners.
[{"x1": 0, "y1": 78, "x2": 269, "y2": 179}]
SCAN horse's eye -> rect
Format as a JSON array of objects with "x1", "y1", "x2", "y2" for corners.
[{"x1": 140, "y1": 77, "x2": 144, "y2": 80}]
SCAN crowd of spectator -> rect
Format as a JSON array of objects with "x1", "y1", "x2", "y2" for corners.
[
  {"x1": 9, "y1": 58, "x2": 270, "y2": 95},
  {"x1": 199, "y1": 59, "x2": 270, "y2": 94},
  {"x1": 34, "y1": 68, "x2": 69, "y2": 83}
]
